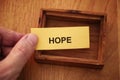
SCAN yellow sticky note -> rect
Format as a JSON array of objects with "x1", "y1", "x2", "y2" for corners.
[{"x1": 31, "y1": 26, "x2": 90, "y2": 50}]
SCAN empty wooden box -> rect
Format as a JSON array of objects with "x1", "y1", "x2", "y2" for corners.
[{"x1": 35, "y1": 9, "x2": 106, "y2": 68}]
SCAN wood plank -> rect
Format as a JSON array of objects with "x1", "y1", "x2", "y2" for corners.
[{"x1": 117, "y1": 0, "x2": 120, "y2": 78}]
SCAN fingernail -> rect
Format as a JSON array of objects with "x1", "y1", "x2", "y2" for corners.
[{"x1": 25, "y1": 34, "x2": 38, "y2": 45}]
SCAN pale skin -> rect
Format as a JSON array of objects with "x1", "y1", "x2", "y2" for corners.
[{"x1": 0, "y1": 27, "x2": 38, "y2": 80}]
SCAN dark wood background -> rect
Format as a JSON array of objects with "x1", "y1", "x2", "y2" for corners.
[{"x1": 0, "y1": 0, "x2": 119, "y2": 80}]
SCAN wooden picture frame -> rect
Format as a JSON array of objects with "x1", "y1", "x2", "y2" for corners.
[{"x1": 35, "y1": 9, "x2": 106, "y2": 68}]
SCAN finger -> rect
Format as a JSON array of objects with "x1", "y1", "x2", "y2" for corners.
[
  {"x1": 0, "y1": 27, "x2": 24, "y2": 46},
  {"x1": 3, "y1": 34, "x2": 38, "y2": 73},
  {"x1": 0, "y1": 35, "x2": 2, "y2": 60}
]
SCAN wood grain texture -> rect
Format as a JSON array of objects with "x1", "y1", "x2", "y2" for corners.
[
  {"x1": 117, "y1": 0, "x2": 120, "y2": 78},
  {"x1": 0, "y1": 0, "x2": 119, "y2": 80}
]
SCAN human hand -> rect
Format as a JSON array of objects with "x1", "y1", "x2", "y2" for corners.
[{"x1": 0, "y1": 27, "x2": 38, "y2": 80}]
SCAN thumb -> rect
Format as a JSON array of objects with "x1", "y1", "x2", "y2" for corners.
[{"x1": 3, "y1": 34, "x2": 38, "y2": 72}]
